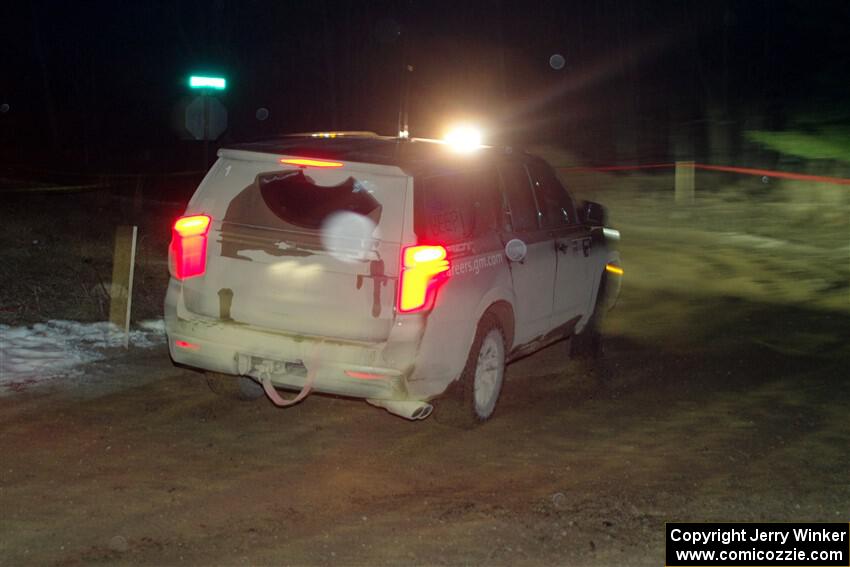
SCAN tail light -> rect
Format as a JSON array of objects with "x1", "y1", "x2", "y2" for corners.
[
  {"x1": 397, "y1": 245, "x2": 450, "y2": 313},
  {"x1": 169, "y1": 214, "x2": 211, "y2": 280}
]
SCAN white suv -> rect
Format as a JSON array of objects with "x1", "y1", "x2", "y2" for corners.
[{"x1": 165, "y1": 134, "x2": 621, "y2": 424}]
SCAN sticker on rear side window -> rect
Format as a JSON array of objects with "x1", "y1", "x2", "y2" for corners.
[{"x1": 432, "y1": 210, "x2": 464, "y2": 240}]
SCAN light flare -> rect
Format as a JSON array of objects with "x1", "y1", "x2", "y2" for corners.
[{"x1": 443, "y1": 125, "x2": 483, "y2": 153}]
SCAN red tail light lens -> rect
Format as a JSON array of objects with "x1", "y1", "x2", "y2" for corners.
[
  {"x1": 169, "y1": 214, "x2": 211, "y2": 280},
  {"x1": 397, "y1": 245, "x2": 450, "y2": 313}
]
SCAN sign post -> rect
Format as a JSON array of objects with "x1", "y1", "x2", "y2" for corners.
[
  {"x1": 203, "y1": 91, "x2": 210, "y2": 170},
  {"x1": 187, "y1": 75, "x2": 227, "y2": 170}
]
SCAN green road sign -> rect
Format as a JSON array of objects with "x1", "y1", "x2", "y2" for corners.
[{"x1": 189, "y1": 75, "x2": 226, "y2": 90}]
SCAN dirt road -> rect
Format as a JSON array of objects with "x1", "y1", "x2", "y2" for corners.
[{"x1": 2, "y1": 280, "x2": 849, "y2": 566}]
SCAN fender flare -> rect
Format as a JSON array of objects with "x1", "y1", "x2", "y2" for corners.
[{"x1": 468, "y1": 285, "x2": 517, "y2": 353}]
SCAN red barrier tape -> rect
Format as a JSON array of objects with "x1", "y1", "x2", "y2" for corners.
[
  {"x1": 693, "y1": 164, "x2": 850, "y2": 185},
  {"x1": 560, "y1": 163, "x2": 850, "y2": 185}
]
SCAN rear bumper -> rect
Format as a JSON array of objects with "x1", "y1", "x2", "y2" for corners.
[{"x1": 165, "y1": 281, "x2": 418, "y2": 401}]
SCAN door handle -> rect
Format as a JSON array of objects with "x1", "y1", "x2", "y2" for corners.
[{"x1": 556, "y1": 242, "x2": 569, "y2": 254}]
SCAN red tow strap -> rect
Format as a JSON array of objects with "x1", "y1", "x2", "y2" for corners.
[{"x1": 259, "y1": 341, "x2": 323, "y2": 407}]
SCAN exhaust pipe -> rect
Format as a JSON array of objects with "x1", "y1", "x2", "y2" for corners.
[{"x1": 367, "y1": 399, "x2": 433, "y2": 421}]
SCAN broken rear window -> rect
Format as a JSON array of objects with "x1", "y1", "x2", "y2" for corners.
[{"x1": 257, "y1": 170, "x2": 382, "y2": 230}]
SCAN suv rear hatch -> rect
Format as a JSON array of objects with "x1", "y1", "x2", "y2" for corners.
[{"x1": 179, "y1": 149, "x2": 408, "y2": 343}]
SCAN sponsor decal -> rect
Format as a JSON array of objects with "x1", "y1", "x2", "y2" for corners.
[{"x1": 450, "y1": 252, "x2": 504, "y2": 277}]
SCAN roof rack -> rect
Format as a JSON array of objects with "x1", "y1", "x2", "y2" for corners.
[{"x1": 285, "y1": 131, "x2": 380, "y2": 139}]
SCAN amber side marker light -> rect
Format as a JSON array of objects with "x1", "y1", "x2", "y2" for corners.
[
  {"x1": 280, "y1": 157, "x2": 344, "y2": 168},
  {"x1": 606, "y1": 264, "x2": 624, "y2": 276}
]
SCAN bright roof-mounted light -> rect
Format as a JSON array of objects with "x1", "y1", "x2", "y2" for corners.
[{"x1": 444, "y1": 125, "x2": 483, "y2": 153}]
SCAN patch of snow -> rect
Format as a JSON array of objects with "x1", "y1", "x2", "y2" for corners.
[
  {"x1": 0, "y1": 319, "x2": 165, "y2": 394},
  {"x1": 137, "y1": 319, "x2": 166, "y2": 334}
]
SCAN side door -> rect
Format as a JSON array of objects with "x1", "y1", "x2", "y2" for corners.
[
  {"x1": 497, "y1": 161, "x2": 557, "y2": 346},
  {"x1": 526, "y1": 160, "x2": 594, "y2": 330}
]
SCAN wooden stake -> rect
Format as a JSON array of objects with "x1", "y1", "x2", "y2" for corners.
[{"x1": 108, "y1": 225, "x2": 138, "y2": 348}]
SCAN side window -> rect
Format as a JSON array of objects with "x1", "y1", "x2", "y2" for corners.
[
  {"x1": 498, "y1": 163, "x2": 538, "y2": 232},
  {"x1": 467, "y1": 168, "x2": 501, "y2": 235},
  {"x1": 527, "y1": 162, "x2": 576, "y2": 228},
  {"x1": 420, "y1": 169, "x2": 500, "y2": 243}
]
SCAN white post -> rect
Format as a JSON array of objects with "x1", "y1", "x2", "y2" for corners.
[{"x1": 675, "y1": 161, "x2": 695, "y2": 204}]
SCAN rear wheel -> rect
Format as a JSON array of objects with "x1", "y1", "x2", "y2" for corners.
[
  {"x1": 437, "y1": 314, "x2": 506, "y2": 428},
  {"x1": 205, "y1": 372, "x2": 265, "y2": 401}
]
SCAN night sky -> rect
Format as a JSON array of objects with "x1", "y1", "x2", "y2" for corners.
[{"x1": 3, "y1": 0, "x2": 849, "y2": 170}]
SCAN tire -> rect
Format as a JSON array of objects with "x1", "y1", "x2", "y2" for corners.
[
  {"x1": 570, "y1": 273, "x2": 606, "y2": 360},
  {"x1": 437, "y1": 314, "x2": 506, "y2": 428},
  {"x1": 205, "y1": 372, "x2": 265, "y2": 401}
]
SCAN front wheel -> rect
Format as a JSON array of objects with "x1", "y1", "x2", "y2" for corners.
[{"x1": 437, "y1": 314, "x2": 506, "y2": 428}]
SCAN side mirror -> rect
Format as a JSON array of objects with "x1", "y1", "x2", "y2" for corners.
[{"x1": 581, "y1": 200, "x2": 607, "y2": 226}]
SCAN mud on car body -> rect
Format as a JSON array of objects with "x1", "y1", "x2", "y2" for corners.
[{"x1": 165, "y1": 134, "x2": 622, "y2": 424}]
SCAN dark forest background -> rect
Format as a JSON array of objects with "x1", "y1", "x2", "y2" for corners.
[{"x1": 2, "y1": 0, "x2": 849, "y2": 173}]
